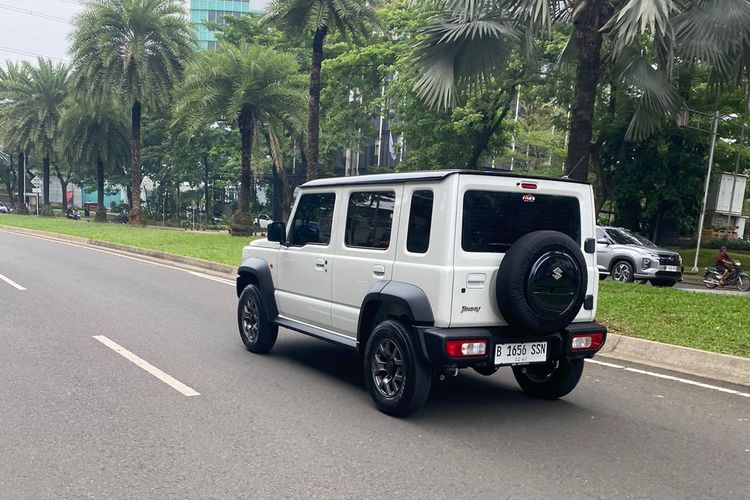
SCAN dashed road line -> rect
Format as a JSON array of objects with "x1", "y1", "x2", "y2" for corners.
[
  {"x1": 93, "y1": 335, "x2": 201, "y2": 397},
  {"x1": 587, "y1": 358, "x2": 750, "y2": 398},
  {"x1": 0, "y1": 272, "x2": 26, "y2": 291}
]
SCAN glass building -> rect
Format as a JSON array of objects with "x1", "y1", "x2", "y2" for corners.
[{"x1": 186, "y1": 1, "x2": 265, "y2": 49}]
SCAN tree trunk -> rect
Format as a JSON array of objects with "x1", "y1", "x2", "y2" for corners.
[
  {"x1": 16, "y1": 151, "x2": 28, "y2": 214},
  {"x1": 95, "y1": 156, "x2": 107, "y2": 222},
  {"x1": 294, "y1": 133, "x2": 308, "y2": 187},
  {"x1": 57, "y1": 173, "x2": 68, "y2": 215},
  {"x1": 129, "y1": 100, "x2": 142, "y2": 225},
  {"x1": 203, "y1": 154, "x2": 211, "y2": 224},
  {"x1": 41, "y1": 154, "x2": 54, "y2": 216},
  {"x1": 4, "y1": 153, "x2": 15, "y2": 207},
  {"x1": 306, "y1": 27, "x2": 328, "y2": 181},
  {"x1": 565, "y1": 0, "x2": 610, "y2": 182},
  {"x1": 231, "y1": 106, "x2": 255, "y2": 236},
  {"x1": 466, "y1": 87, "x2": 517, "y2": 169}
]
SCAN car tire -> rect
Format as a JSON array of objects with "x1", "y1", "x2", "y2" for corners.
[
  {"x1": 651, "y1": 278, "x2": 677, "y2": 288},
  {"x1": 512, "y1": 359, "x2": 584, "y2": 400},
  {"x1": 611, "y1": 260, "x2": 635, "y2": 283},
  {"x1": 363, "y1": 320, "x2": 432, "y2": 417},
  {"x1": 473, "y1": 365, "x2": 499, "y2": 376},
  {"x1": 496, "y1": 230, "x2": 587, "y2": 336},
  {"x1": 237, "y1": 284, "x2": 278, "y2": 353},
  {"x1": 599, "y1": 274, "x2": 608, "y2": 281}
]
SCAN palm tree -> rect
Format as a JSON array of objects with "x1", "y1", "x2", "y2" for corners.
[
  {"x1": 265, "y1": 0, "x2": 380, "y2": 181},
  {"x1": 0, "y1": 61, "x2": 32, "y2": 214},
  {"x1": 60, "y1": 101, "x2": 130, "y2": 222},
  {"x1": 174, "y1": 43, "x2": 307, "y2": 235},
  {"x1": 0, "y1": 58, "x2": 69, "y2": 215},
  {"x1": 69, "y1": 0, "x2": 195, "y2": 225},
  {"x1": 412, "y1": 0, "x2": 750, "y2": 181}
]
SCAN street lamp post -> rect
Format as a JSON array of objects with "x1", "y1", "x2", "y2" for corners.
[{"x1": 692, "y1": 110, "x2": 720, "y2": 273}]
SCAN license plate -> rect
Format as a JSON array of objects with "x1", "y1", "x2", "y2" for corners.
[
  {"x1": 665, "y1": 265, "x2": 679, "y2": 272},
  {"x1": 495, "y1": 342, "x2": 548, "y2": 366}
]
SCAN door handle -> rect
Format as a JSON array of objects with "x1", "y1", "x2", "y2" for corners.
[
  {"x1": 372, "y1": 264, "x2": 386, "y2": 277},
  {"x1": 315, "y1": 258, "x2": 326, "y2": 271}
]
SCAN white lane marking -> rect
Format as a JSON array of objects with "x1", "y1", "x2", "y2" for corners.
[
  {"x1": 0, "y1": 272, "x2": 26, "y2": 291},
  {"x1": 587, "y1": 359, "x2": 750, "y2": 398},
  {"x1": 188, "y1": 270, "x2": 234, "y2": 286},
  {"x1": 0, "y1": 229, "x2": 235, "y2": 284},
  {"x1": 93, "y1": 335, "x2": 201, "y2": 397}
]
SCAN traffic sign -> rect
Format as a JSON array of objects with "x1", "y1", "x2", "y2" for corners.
[{"x1": 30, "y1": 176, "x2": 42, "y2": 188}]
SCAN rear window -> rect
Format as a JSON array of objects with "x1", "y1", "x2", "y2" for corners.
[{"x1": 462, "y1": 190, "x2": 581, "y2": 253}]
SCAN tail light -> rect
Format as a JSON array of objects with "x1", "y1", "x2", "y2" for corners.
[
  {"x1": 446, "y1": 340, "x2": 488, "y2": 358},
  {"x1": 570, "y1": 333, "x2": 604, "y2": 350}
]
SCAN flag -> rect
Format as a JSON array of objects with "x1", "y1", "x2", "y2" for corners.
[{"x1": 388, "y1": 131, "x2": 396, "y2": 161}]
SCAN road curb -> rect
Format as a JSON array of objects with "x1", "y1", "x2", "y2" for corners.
[
  {"x1": 0, "y1": 224, "x2": 237, "y2": 276},
  {"x1": 2, "y1": 223, "x2": 748, "y2": 387},
  {"x1": 599, "y1": 333, "x2": 750, "y2": 387}
]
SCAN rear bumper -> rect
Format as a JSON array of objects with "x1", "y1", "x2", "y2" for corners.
[{"x1": 416, "y1": 321, "x2": 607, "y2": 369}]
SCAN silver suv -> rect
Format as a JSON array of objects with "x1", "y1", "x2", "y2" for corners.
[{"x1": 596, "y1": 226, "x2": 683, "y2": 287}]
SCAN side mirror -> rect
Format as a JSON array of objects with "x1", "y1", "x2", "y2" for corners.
[
  {"x1": 267, "y1": 222, "x2": 286, "y2": 244},
  {"x1": 597, "y1": 239, "x2": 609, "y2": 245}
]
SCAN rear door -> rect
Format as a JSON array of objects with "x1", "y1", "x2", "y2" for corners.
[{"x1": 330, "y1": 186, "x2": 403, "y2": 338}]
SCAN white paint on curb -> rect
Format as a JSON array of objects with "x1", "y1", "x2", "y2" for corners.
[
  {"x1": 93, "y1": 335, "x2": 200, "y2": 397},
  {"x1": 0, "y1": 272, "x2": 26, "y2": 291},
  {"x1": 587, "y1": 359, "x2": 750, "y2": 398}
]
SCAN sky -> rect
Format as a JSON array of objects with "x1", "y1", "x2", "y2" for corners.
[{"x1": 0, "y1": 0, "x2": 269, "y2": 67}]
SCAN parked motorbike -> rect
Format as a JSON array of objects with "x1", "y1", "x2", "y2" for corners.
[
  {"x1": 703, "y1": 260, "x2": 750, "y2": 291},
  {"x1": 66, "y1": 208, "x2": 81, "y2": 220}
]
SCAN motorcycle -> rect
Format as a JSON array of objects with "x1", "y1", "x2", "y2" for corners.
[
  {"x1": 703, "y1": 260, "x2": 750, "y2": 291},
  {"x1": 65, "y1": 208, "x2": 81, "y2": 220}
]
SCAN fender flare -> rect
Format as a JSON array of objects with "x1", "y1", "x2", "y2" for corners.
[
  {"x1": 236, "y1": 258, "x2": 278, "y2": 323},
  {"x1": 357, "y1": 281, "x2": 434, "y2": 346}
]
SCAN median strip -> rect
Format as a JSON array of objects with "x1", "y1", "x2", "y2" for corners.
[
  {"x1": 93, "y1": 335, "x2": 200, "y2": 397},
  {"x1": 0, "y1": 272, "x2": 26, "y2": 291}
]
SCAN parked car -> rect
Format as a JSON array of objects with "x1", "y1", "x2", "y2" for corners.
[
  {"x1": 236, "y1": 170, "x2": 607, "y2": 416},
  {"x1": 253, "y1": 213, "x2": 272, "y2": 229},
  {"x1": 596, "y1": 226, "x2": 683, "y2": 286},
  {"x1": 0, "y1": 201, "x2": 11, "y2": 214}
]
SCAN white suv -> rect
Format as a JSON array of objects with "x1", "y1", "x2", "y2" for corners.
[{"x1": 236, "y1": 170, "x2": 607, "y2": 416}]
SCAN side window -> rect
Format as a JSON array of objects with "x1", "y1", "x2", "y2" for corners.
[
  {"x1": 288, "y1": 192, "x2": 336, "y2": 247},
  {"x1": 406, "y1": 190, "x2": 434, "y2": 253},
  {"x1": 596, "y1": 227, "x2": 607, "y2": 241},
  {"x1": 345, "y1": 191, "x2": 395, "y2": 250}
]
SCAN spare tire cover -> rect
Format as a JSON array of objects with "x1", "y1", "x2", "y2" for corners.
[{"x1": 496, "y1": 230, "x2": 587, "y2": 335}]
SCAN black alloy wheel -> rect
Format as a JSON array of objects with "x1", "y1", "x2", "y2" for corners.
[
  {"x1": 237, "y1": 284, "x2": 278, "y2": 353},
  {"x1": 363, "y1": 320, "x2": 431, "y2": 417}
]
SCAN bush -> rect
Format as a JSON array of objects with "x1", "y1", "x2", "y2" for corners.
[{"x1": 675, "y1": 237, "x2": 750, "y2": 252}]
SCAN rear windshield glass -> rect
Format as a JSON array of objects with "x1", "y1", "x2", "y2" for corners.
[{"x1": 462, "y1": 190, "x2": 581, "y2": 253}]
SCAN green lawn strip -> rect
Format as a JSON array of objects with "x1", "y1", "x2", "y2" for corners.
[
  {"x1": 597, "y1": 281, "x2": 750, "y2": 358},
  {"x1": 672, "y1": 248, "x2": 750, "y2": 271},
  {"x1": 0, "y1": 214, "x2": 251, "y2": 266}
]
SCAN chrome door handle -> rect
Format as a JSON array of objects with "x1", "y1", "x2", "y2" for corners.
[{"x1": 372, "y1": 264, "x2": 386, "y2": 277}]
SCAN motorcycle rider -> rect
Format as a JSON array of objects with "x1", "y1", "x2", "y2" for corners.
[{"x1": 716, "y1": 246, "x2": 733, "y2": 285}]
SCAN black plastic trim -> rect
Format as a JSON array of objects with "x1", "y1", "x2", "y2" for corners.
[
  {"x1": 236, "y1": 258, "x2": 279, "y2": 323},
  {"x1": 584, "y1": 295, "x2": 594, "y2": 310},
  {"x1": 415, "y1": 321, "x2": 607, "y2": 368},
  {"x1": 357, "y1": 281, "x2": 435, "y2": 347},
  {"x1": 584, "y1": 238, "x2": 596, "y2": 254}
]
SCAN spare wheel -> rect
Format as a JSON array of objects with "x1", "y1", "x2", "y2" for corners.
[{"x1": 496, "y1": 230, "x2": 587, "y2": 336}]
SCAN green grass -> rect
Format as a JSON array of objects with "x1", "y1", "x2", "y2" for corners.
[
  {"x1": 597, "y1": 281, "x2": 750, "y2": 357},
  {"x1": 0, "y1": 214, "x2": 251, "y2": 265},
  {"x1": 672, "y1": 247, "x2": 750, "y2": 272}
]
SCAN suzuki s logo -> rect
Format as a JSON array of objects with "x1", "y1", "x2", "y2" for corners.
[{"x1": 552, "y1": 267, "x2": 563, "y2": 280}]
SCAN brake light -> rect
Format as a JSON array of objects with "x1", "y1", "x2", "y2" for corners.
[
  {"x1": 520, "y1": 182, "x2": 537, "y2": 190},
  {"x1": 570, "y1": 333, "x2": 604, "y2": 350},
  {"x1": 446, "y1": 340, "x2": 488, "y2": 358}
]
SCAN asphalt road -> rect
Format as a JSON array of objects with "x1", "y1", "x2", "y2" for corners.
[{"x1": 1, "y1": 229, "x2": 748, "y2": 499}]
